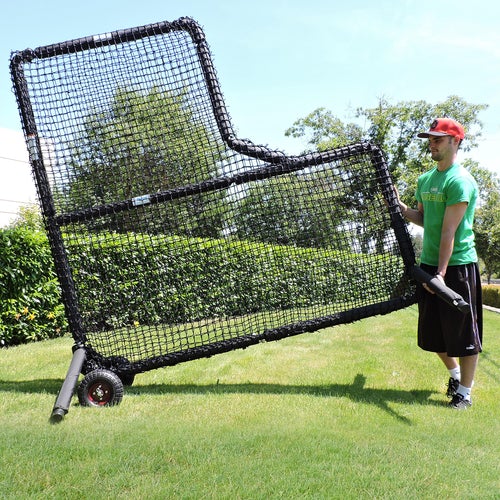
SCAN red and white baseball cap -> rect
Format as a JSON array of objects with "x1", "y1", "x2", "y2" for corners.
[{"x1": 417, "y1": 118, "x2": 465, "y2": 140}]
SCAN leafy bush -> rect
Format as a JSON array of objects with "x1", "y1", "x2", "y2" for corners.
[
  {"x1": 482, "y1": 285, "x2": 500, "y2": 308},
  {"x1": 0, "y1": 227, "x2": 67, "y2": 346},
  {"x1": 0, "y1": 225, "x2": 406, "y2": 345},
  {"x1": 67, "y1": 232, "x2": 404, "y2": 330}
]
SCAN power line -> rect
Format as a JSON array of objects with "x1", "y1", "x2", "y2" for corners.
[
  {"x1": 0, "y1": 155, "x2": 30, "y2": 164},
  {"x1": 0, "y1": 210, "x2": 22, "y2": 215},
  {"x1": 0, "y1": 198, "x2": 36, "y2": 205}
]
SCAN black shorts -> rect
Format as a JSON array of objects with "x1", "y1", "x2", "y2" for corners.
[{"x1": 417, "y1": 262, "x2": 483, "y2": 357}]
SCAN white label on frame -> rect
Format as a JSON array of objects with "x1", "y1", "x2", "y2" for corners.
[{"x1": 132, "y1": 194, "x2": 152, "y2": 207}]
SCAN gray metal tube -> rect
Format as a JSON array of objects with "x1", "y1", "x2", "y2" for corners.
[{"x1": 49, "y1": 346, "x2": 86, "y2": 423}]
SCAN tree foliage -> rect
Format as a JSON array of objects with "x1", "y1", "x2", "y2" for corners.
[
  {"x1": 232, "y1": 162, "x2": 390, "y2": 252},
  {"x1": 64, "y1": 86, "x2": 228, "y2": 237},
  {"x1": 286, "y1": 95, "x2": 499, "y2": 274},
  {"x1": 0, "y1": 226, "x2": 67, "y2": 346},
  {"x1": 232, "y1": 172, "x2": 351, "y2": 249},
  {"x1": 8, "y1": 205, "x2": 43, "y2": 232},
  {"x1": 286, "y1": 96, "x2": 488, "y2": 202},
  {"x1": 474, "y1": 174, "x2": 500, "y2": 282}
]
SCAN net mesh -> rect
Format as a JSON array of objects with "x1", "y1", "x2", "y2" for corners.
[{"x1": 10, "y1": 18, "x2": 416, "y2": 375}]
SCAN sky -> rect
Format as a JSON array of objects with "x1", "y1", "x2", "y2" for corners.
[{"x1": 1, "y1": 0, "x2": 499, "y2": 226}]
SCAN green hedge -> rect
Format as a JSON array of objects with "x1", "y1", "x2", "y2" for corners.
[
  {"x1": 1, "y1": 227, "x2": 404, "y2": 345},
  {"x1": 483, "y1": 285, "x2": 500, "y2": 308},
  {"x1": 5, "y1": 225, "x2": 496, "y2": 348},
  {"x1": 0, "y1": 227, "x2": 67, "y2": 346},
  {"x1": 67, "y1": 233, "x2": 401, "y2": 330}
]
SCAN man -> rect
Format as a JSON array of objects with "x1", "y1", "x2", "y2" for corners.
[{"x1": 397, "y1": 118, "x2": 482, "y2": 409}]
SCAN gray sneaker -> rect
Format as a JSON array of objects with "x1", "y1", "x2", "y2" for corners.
[
  {"x1": 449, "y1": 393, "x2": 472, "y2": 410},
  {"x1": 446, "y1": 377, "x2": 460, "y2": 398}
]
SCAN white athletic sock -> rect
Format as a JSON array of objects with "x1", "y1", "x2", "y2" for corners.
[
  {"x1": 457, "y1": 384, "x2": 471, "y2": 400},
  {"x1": 448, "y1": 367, "x2": 461, "y2": 381}
]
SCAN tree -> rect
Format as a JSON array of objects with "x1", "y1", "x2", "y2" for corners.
[
  {"x1": 63, "y1": 86, "x2": 229, "y2": 237},
  {"x1": 231, "y1": 156, "x2": 391, "y2": 252},
  {"x1": 285, "y1": 95, "x2": 488, "y2": 208},
  {"x1": 473, "y1": 171, "x2": 500, "y2": 282},
  {"x1": 8, "y1": 205, "x2": 43, "y2": 232},
  {"x1": 285, "y1": 108, "x2": 364, "y2": 151},
  {"x1": 285, "y1": 95, "x2": 499, "y2": 271},
  {"x1": 232, "y1": 172, "x2": 352, "y2": 249}
]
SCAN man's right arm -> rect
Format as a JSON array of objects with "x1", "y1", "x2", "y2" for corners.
[{"x1": 399, "y1": 201, "x2": 424, "y2": 227}]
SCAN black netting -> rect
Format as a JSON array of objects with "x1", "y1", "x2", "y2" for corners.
[{"x1": 10, "y1": 17, "x2": 417, "y2": 375}]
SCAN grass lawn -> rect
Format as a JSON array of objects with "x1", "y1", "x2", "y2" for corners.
[{"x1": 0, "y1": 306, "x2": 498, "y2": 499}]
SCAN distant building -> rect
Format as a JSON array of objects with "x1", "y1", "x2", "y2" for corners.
[{"x1": 0, "y1": 128, "x2": 37, "y2": 227}]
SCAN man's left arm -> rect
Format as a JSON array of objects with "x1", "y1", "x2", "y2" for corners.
[{"x1": 436, "y1": 202, "x2": 468, "y2": 278}]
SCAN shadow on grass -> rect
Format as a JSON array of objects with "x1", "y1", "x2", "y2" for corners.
[
  {"x1": 0, "y1": 378, "x2": 63, "y2": 395},
  {"x1": 480, "y1": 351, "x2": 500, "y2": 384},
  {"x1": 130, "y1": 373, "x2": 443, "y2": 424},
  {"x1": 0, "y1": 374, "x2": 443, "y2": 424}
]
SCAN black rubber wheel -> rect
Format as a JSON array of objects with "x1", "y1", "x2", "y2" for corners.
[{"x1": 77, "y1": 369, "x2": 124, "y2": 407}]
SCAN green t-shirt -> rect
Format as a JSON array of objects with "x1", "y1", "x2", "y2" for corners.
[{"x1": 415, "y1": 163, "x2": 478, "y2": 266}]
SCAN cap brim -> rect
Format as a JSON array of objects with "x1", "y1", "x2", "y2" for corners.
[{"x1": 417, "y1": 131, "x2": 449, "y2": 138}]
